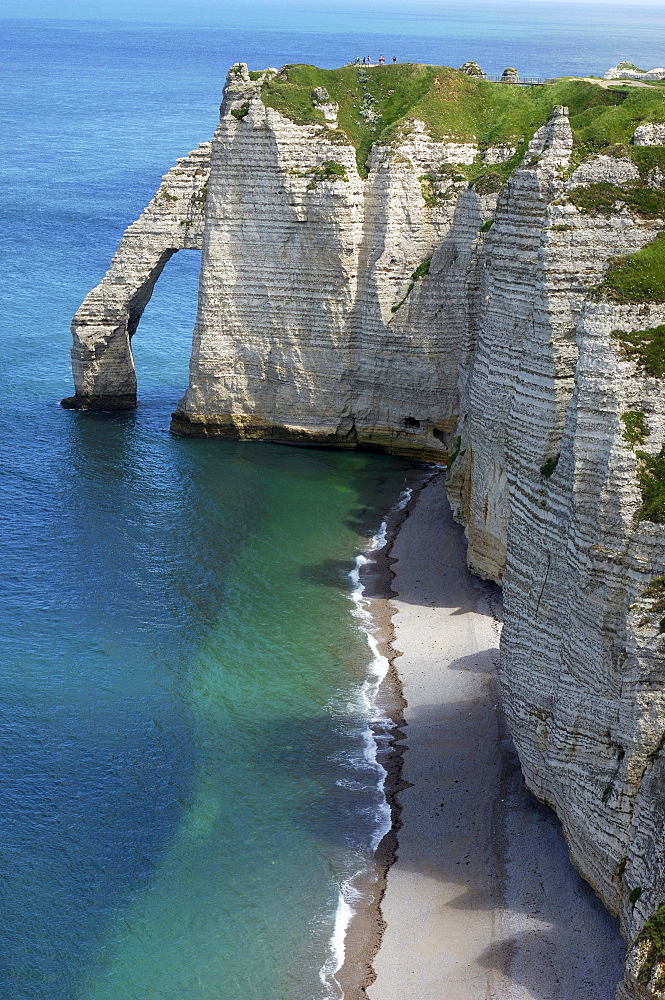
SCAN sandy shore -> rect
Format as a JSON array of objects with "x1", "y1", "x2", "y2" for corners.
[{"x1": 363, "y1": 472, "x2": 624, "y2": 1000}]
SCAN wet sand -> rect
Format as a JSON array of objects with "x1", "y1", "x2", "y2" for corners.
[{"x1": 365, "y1": 472, "x2": 624, "y2": 1000}]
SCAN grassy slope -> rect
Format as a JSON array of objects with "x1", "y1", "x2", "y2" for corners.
[
  {"x1": 261, "y1": 67, "x2": 665, "y2": 299},
  {"x1": 257, "y1": 63, "x2": 665, "y2": 180},
  {"x1": 258, "y1": 65, "x2": 665, "y2": 298}
]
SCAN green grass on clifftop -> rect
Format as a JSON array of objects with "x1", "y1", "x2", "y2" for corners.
[
  {"x1": 258, "y1": 63, "x2": 665, "y2": 301},
  {"x1": 568, "y1": 182, "x2": 665, "y2": 219},
  {"x1": 256, "y1": 63, "x2": 665, "y2": 179}
]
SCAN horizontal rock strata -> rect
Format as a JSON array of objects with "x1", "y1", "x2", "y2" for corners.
[
  {"x1": 171, "y1": 65, "x2": 493, "y2": 461},
  {"x1": 67, "y1": 62, "x2": 665, "y2": 998},
  {"x1": 446, "y1": 109, "x2": 665, "y2": 1000},
  {"x1": 63, "y1": 142, "x2": 210, "y2": 409}
]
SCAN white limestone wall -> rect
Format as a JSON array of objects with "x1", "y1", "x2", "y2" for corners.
[
  {"x1": 172, "y1": 66, "x2": 494, "y2": 460},
  {"x1": 66, "y1": 143, "x2": 210, "y2": 408}
]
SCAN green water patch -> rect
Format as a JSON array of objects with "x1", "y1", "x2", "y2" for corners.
[
  {"x1": 3, "y1": 394, "x2": 417, "y2": 1000},
  {"x1": 58, "y1": 439, "x2": 416, "y2": 1000}
]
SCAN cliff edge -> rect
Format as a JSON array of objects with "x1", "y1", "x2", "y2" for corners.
[{"x1": 66, "y1": 62, "x2": 665, "y2": 998}]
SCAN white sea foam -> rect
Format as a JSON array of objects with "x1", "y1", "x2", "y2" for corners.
[{"x1": 319, "y1": 488, "x2": 412, "y2": 999}]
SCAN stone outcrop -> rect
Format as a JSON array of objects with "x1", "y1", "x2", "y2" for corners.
[
  {"x1": 634, "y1": 124, "x2": 665, "y2": 147},
  {"x1": 460, "y1": 60, "x2": 485, "y2": 78},
  {"x1": 567, "y1": 154, "x2": 639, "y2": 187},
  {"x1": 63, "y1": 142, "x2": 210, "y2": 409},
  {"x1": 605, "y1": 63, "x2": 665, "y2": 81},
  {"x1": 482, "y1": 142, "x2": 516, "y2": 165},
  {"x1": 67, "y1": 62, "x2": 665, "y2": 997}
]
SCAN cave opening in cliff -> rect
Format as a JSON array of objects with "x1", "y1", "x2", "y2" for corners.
[{"x1": 129, "y1": 249, "x2": 201, "y2": 407}]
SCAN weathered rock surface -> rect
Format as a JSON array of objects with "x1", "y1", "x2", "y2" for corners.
[
  {"x1": 634, "y1": 124, "x2": 665, "y2": 147},
  {"x1": 63, "y1": 142, "x2": 210, "y2": 409},
  {"x1": 460, "y1": 60, "x2": 485, "y2": 78},
  {"x1": 483, "y1": 142, "x2": 516, "y2": 165},
  {"x1": 567, "y1": 154, "x2": 640, "y2": 187},
  {"x1": 67, "y1": 62, "x2": 665, "y2": 998},
  {"x1": 605, "y1": 64, "x2": 665, "y2": 81},
  {"x1": 169, "y1": 64, "x2": 494, "y2": 460},
  {"x1": 446, "y1": 107, "x2": 665, "y2": 1000}
]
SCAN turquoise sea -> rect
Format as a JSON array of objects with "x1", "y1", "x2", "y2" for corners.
[{"x1": 2, "y1": 5, "x2": 664, "y2": 998}]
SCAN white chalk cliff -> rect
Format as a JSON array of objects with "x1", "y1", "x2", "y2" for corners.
[
  {"x1": 67, "y1": 62, "x2": 665, "y2": 997},
  {"x1": 63, "y1": 142, "x2": 210, "y2": 409}
]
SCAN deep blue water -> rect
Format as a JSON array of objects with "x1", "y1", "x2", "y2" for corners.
[{"x1": 1, "y1": 7, "x2": 663, "y2": 999}]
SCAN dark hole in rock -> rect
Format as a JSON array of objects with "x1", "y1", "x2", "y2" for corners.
[
  {"x1": 404, "y1": 416, "x2": 421, "y2": 428},
  {"x1": 432, "y1": 427, "x2": 445, "y2": 441}
]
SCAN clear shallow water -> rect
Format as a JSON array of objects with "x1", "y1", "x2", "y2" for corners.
[
  {"x1": 1, "y1": 8, "x2": 662, "y2": 999},
  {"x1": 3, "y1": 398, "x2": 413, "y2": 999}
]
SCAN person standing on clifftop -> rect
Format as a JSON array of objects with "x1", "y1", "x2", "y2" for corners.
[
  {"x1": 392, "y1": 55, "x2": 397, "y2": 63},
  {"x1": 379, "y1": 54, "x2": 385, "y2": 64}
]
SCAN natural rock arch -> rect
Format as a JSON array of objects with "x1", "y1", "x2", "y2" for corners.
[{"x1": 61, "y1": 142, "x2": 210, "y2": 410}]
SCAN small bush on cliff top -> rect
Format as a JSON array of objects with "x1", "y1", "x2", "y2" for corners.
[{"x1": 612, "y1": 324, "x2": 665, "y2": 376}]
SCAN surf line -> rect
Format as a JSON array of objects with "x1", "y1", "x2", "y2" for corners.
[{"x1": 318, "y1": 486, "x2": 413, "y2": 999}]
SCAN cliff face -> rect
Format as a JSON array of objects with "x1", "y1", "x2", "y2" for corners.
[
  {"x1": 446, "y1": 115, "x2": 665, "y2": 997},
  {"x1": 67, "y1": 62, "x2": 665, "y2": 997},
  {"x1": 171, "y1": 65, "x2": 497, "y2": 461}
]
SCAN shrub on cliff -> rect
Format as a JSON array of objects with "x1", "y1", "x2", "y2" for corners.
[{"x1": 613, "y1": 324, "x2": 665, "y2": 376}]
